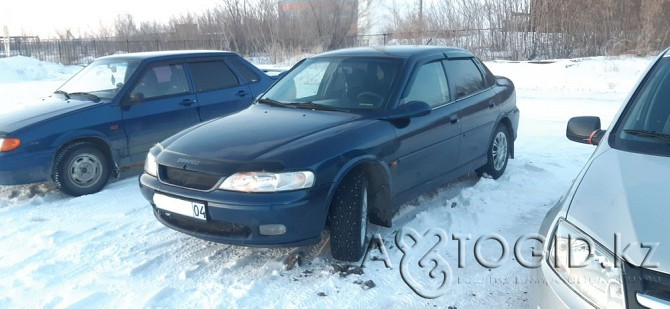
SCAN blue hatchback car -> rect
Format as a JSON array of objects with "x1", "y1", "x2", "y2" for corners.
[
  {"x1": 0, "y1": 50, "x2": 276, "y2": 196},
  {"x1": 139, "y1": 46, "x2": 519, "y2": 261}
]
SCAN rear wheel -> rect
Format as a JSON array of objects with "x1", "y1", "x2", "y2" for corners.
[
  {"x1": 329, "y1": 170, "x2": 369, "y2": 261},
  {"x1": 53, "y1": 143, "x2": 110, "y2": 196},
  {"x1": 477, "y1": 125, "x2": 510, "y2": 179}
]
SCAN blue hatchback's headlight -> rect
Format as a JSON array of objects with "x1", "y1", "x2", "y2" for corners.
[{"x1": 219, "y1": 171, "x2": 315, "y2": 192}]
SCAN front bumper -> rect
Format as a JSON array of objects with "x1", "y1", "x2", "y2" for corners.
[
  {"x1": 139, "y1": 173, "x2": 332, "y2": 247},
  {"x1": 0, "y1": 149, "x2": 53, "y2": 185}
]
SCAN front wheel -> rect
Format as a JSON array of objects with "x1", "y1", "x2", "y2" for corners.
[
  {"x1": 53, "y1": 143, "x2": 110, "y2": 196},
  {"x1": 329, "y1": 170, "x2": 369, "y2": 261},
  {"x1": 477, "y1": 125, "x2": 510, "y2": 179}
]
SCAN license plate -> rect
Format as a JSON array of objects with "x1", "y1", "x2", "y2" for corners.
[{"x1": 153, "y1": 193, "x2": 207, "y2": 221}]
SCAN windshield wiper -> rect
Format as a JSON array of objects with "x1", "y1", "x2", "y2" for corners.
[
  {"x1": 67, "y1": 92, "x2": 101, "y2": 102},
  {"x1": 257, "y1": 98, "x2": 289, "y2": 108},
  {"x1": 289, "y1": 102, "x2": 342, "y2": 112},
  {"x1": 623, "y1": 129, "x2": 670, "y2": 144},
  {"x1": 54, "y1": 90, "x2": 70, "y2": 100}
]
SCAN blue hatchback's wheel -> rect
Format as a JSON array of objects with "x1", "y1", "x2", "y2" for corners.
[{"x1": 53, "y1": 142, "x2": 110, "y2": 196}]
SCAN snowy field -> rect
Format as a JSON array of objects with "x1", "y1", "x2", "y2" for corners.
[{"x1": 0, "y1": 55, "x2": 654, "y2": 308}]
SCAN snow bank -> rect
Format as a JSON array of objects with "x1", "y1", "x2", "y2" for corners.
[
  {"x1": 0, "y1": 56, "x2": 81, "y2": 83},
  {"x1": 486, "y1": 56, "x2": 653, "y2": 98}
]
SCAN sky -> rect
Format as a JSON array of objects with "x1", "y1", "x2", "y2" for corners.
[{"x1": 2, "y1": 0, "x2": 218, "y2": 38}]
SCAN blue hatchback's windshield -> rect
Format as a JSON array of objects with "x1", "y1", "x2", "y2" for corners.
[
  {"x1": 57, "y1": 59, "x2": 140, "y2": 100},
  {"x1": 611, "y1": 55, "x2": 670, "y2": 156},
  {"x1": 261, "y1": 57, "x2": 401, "y2": 111}
]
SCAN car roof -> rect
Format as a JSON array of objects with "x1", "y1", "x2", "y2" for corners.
[
  {"x1": 97, "y1": 50, "x2": 236, "y2": 61},
  {"x1": 314, "y1": 45, "x2": 474, "y2": 59}
]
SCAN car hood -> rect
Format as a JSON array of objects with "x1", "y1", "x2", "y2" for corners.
[
  {"x1": 567, "y1": 148, "x2": 670, "y2": 274},
  {"x1": 163, "y1": 104, "x2": 359, "y2": 162},
  {"x1": 0, "y1": 96, "x2": 98, "y2": 133}
]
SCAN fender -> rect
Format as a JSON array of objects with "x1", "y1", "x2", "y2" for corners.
[
  {"x1": 50, "y1": 129, "x2": 111, "y2": 149},
  {"x1": 492, "y1": 111, "x2": 518, "y2": 159},
  {"x1": 324, "y1": 154, "x2": 395, "y2": 227}
]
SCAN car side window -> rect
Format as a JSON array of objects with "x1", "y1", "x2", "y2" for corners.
[
  {"x1": 401, "y1": 61, "x2": 450, "y2": 108},
  {"x1": 447, "y1": 59, "x2": 487, "y2": 99},
  {"x1": 228, "y1": 58, "x2": 260, "y2": 83},
  {"x1": 473, "y1": 58, "x2": 497, "y2": 88},
  {"x1": 130, "y1": 63, "x2": 189, "y2": 101},
  {"x1": 189, "y1": 61, "x2": 240, "y2": 93}
]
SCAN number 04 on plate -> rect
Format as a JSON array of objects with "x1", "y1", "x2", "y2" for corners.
[{"x1": 153, "y1": 193, "x2": 207, "y2": 221}]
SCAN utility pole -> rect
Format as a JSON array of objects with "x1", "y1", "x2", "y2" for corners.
[
  {"x1": 2, "y1": 26, "x2": 9, "y2": 57},
  {"x1": 418, "y1": 0, "x2": 423, "y2": 42}
]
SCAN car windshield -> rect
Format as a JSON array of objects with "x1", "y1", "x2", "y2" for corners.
[
  {"x1": 56, "y1": 59, "x2": 140, "y2": 101},
  {"x1": 260, "y1": 57, "x2": 401, "y2": 112},
  {"x1": 610, "y1": 54, "x2": 670, "y2": 156}
]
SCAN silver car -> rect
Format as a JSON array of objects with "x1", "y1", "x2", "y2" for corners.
[{"x1": 531, "y1": 48, "x2": 670, "y2": 308}]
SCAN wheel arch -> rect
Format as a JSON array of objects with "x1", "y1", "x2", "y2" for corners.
[
  {"x1": 496, "y1": 116, "x2": 515, "y2": 159},
  {"x1": 325, "y1": 156, "x2": 394, "y2": 228},
  {"x1": 51, "y1": 135, "x2": 119, "y2": 180}
]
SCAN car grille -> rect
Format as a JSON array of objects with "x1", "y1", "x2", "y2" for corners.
[
  {"x1": 159, "y1": 165, "x2": 221, "y2": 191},
  {"x1": 623, "y1": 262, "x2": 670, "y2": 308},
  {"x1": 157, "y1": 209, "x2": 251, "y2": 238}
]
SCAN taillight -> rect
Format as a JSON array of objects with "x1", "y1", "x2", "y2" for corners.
[{"x1": 0, "y1": 138, "x2": 21, "y2": 152}]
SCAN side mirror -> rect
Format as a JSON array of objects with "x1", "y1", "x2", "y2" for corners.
[
  {"x1": 567, "y1": 116, "x2": 605, "y2": 145},
  {"x1": 387, "y1": 101, "x2": 431, "y2": 120}
]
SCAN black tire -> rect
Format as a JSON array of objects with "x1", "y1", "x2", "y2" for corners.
[
  {"x1": 53, "y1": 142, "x2": 110, "y2": 196},
  {"x1": 477, "y1": 125, "x2": 510, "y2": 180},
  {"x1": 329, "y1": 170, "x2": 369, "y2": 262}
]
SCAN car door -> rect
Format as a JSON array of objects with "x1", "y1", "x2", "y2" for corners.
[
  {"x1": 187, "y1": 58, "x2": 253, "y2": 122},
  {"x1": 121, "y1": 60, "x2": 200, "y2": 163},
  {"x1": 391, "y1": 59, "x2": 463, "y2": 194},
  {"x1": 444, "y1": 58, "x2": 499, "y2": 167}
]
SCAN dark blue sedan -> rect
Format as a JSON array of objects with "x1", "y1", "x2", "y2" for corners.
[
  {"x1": 0, "y1": 50, "x2": 276, "y2": 196},
  {"x1": 139, "y1": 46, "x2": 519, "y2": 261}
]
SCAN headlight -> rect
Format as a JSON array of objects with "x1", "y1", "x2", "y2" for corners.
[
  {"x1": 219, "y1": 171, "x2": 315, "y2": 192},
  {"x1": 144, "y1": 152, "x2": 158, "y2": 177},
  {"x1": 548, "y1": 220, "x2": 625, "y2": 309}
]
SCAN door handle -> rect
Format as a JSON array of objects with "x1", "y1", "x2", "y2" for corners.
[
  {"x1": 448, "y1": 114, "x2": 459, "y2": 124},
  {"x1": 488, "y1": 100, "x2": 496, "y2": 109},
  {"x1": 179, "y1": 99, "x2": 196, "y2": 106},
  {"x1": 236, "y1": 90, "x2": 248, "y2": 97}
]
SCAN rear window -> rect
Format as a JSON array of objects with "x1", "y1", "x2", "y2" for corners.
[
  {"x1": 189, "y1": 61, "x2": 240, "y2": 93},
  {"x1": 610, "y1": 56, "x2": 670, "y2": 156}
]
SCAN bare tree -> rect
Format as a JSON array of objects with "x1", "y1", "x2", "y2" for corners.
[{"x1": 114, "y1": 14, "x2": 138, "y2": 39}]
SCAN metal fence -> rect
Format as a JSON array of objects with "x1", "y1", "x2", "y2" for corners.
[
  {"x1": 3, "y1": 38, "x2": 238, "y2": 65},
  {"x1": 1, "y1": 29, "x2": 650, "y2": 65}
]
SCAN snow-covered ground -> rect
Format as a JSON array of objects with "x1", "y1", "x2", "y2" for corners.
[{"x1": 0, "y1": 55, "x2": 653, "y2": 308}]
